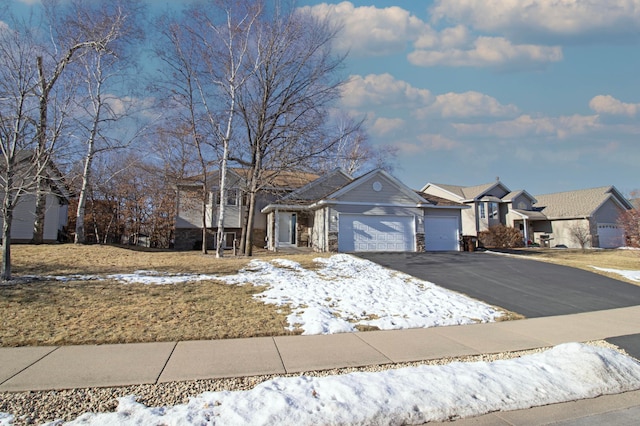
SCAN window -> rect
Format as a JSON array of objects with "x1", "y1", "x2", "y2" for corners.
[
  {"x1": 479, "y1": 203, "x2": 485, "y2": 219},
  {"x1": 226, "y1": 189, "x2": 238, "y2": 206},
  {"x1": 489, "y1": 202, "x2": 499, "y2": 219}
]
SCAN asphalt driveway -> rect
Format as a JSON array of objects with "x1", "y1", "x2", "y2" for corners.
[{"x1": 356, "y1": 251, "x2": 640, "y2": 318}]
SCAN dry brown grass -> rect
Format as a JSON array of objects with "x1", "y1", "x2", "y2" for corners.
[
  {"x1": 504, "y1": 248, "x2": 640, "y2": 285},
  {"x1": 1, "y1": 245, "x2": 330, "y2": 347},
  {"x1": 3, "y1": 245, "x2": 637, "y2": 348}
]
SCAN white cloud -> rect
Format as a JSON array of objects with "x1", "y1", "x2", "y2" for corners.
[
  {"x1": 302, "y1": 2, "x2": 564, "y2": 70},
  {"x1": 431, "y1": 0, "x2": 640, "y2": 42},
  {"x1": 417, "y1": 91, "x2": 519, "y2": 119},
  {"x1": 343, "y1": 74, "x2": 517, "y2": 121},
  {"x1": 372, "y1": 117, "x2": 405, "y2": 135},
  {"x1": 453, "y1": 114, "x2": 600, "y2": 139},
  {"x1": 589, "y1": 95, "x2": 640, "y2": 117},
  {"x1": 341, "y1": 73, "x2": 433, "y2": 109},
  {"x1": 301, "y1": 1, "x2": 429, "y2": 56},
  {"x1": 409, "y1": 36, "x2": 562, "y2": 69}
]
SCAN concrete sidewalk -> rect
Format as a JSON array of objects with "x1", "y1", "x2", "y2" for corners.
[{"x1": 2, "y1": 306, "x2": 640, "y2": 424}]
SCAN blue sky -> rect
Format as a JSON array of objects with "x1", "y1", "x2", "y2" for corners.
[
  {"x1": 11, "y1": 0, "x2": 640, "y2": 196},
  {"x1": 295, "y1": 0, "x2": 640, "y2": 196}
]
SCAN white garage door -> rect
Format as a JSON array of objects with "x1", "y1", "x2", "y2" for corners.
[
  {"x1": 597, "y1": 223, "x2": 625, "y2": 248},
  {"x1": 425, "y1": 216, "x2": 460, "y2": 251},
  {"x1": 338, "y1": 215, "x2": 415, "y2": 252}
]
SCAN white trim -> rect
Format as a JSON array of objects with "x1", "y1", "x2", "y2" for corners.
[{"x1": 420, "y1": 183, "x2": 464, "y2": 201}]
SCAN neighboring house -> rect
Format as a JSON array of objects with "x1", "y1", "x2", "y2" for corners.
[
  {"x1": 1, "y1": 160, "x2": 70, "y2": 243},
  {"x1": 174, "y1": 168, "x2": 319, "y2": 251},
  {"x1": 422, "y1": 180, "x2": 632, "y2": 249},
  {"x1": 531, "y1": 186, "x2": 632, "y2": 249},
  {"x1": 421, "y1": 180, "x2": 538, "y2": 241},
  {"x1": 261, "y1": 169, "x2": 466, "y2": 252},
  {"x1": 175, "y1": 168, "x2": 467, "y2": 252}
]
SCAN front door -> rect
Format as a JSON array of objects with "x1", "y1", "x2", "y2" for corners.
[{"x1": 278, "y1": 213, "x2": 297, "y2": 246}]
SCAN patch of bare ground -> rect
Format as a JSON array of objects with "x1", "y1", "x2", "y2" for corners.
[
  {"x1": 1, "y1": 244, "x2": 331, "y2": 347},
  {"x1": 499, "y1": 248, "x2": 640, "y2": 285}
]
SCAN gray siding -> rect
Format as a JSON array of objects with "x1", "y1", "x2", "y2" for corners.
[
  {"x1": 594, "y1": 199, "x2": 625, "y2": 223},
  {"x1": 2, "y1": 194, "x2": 63, "y2": 242},
  {"x1": 336, "y1": 174, "x2": 418, "y2": 205}
]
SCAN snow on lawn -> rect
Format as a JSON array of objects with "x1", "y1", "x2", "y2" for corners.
[
  {"x1": 216, "y1": 254, "x2": 504, "y2": 334},
  {"x1": 592, "y1": 266, "x2": 640, "y2": 282},
  {"x1": 43, "y1": 254, "x2": 504, "y2": 335},
  {"x1": 11, "y1": 342, "x2": 638, "y2": 426}
]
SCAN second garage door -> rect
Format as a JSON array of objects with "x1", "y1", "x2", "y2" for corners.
[
  {"x1": 425, "y1": 216, "x2": 460, "y2": 251},
  {"x1": 597, "y1": 223, "x2": 625, "y2": 248},
  {"x1": 338, "y1": 215, "x2": 415, "y2": 252}
]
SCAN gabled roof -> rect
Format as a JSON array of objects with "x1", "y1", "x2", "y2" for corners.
[
  {"x1": 262, "y1": 168, "x2": 434, "y2": 213},
  {"x1": 502, "y1": 189, "x2": 537, "y2": 204},
  {"x1": 327, "y1": 169, "x2": 430, "y2": 205},
  {"x1": 423, "y1": 181, "x2": 511, "y2": 202},
  {"x1": 420, "y1": 192, "x2": 468, "y2": 208},
  {"x1": 281, "y1": 169, "x2": 353, "y2": 202},
  {"x1": 534, "y1": 186, "x2": 632, "y2": 219}
]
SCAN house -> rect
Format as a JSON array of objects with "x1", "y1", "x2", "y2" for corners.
[
  {"x1": 530, "y1": 186, "x2": 632, "y2": 249},
  {"x1": 261, "y1": 169, "x2": 466, "y2": 252},
  {"x1": 1, "y1": 157, "x2": 70, "y2": 243},
  {"x1": 421, "y1": 180, "x2": 538, "y2": 241},
  {"x1": 175, "y1": 168, "x2": 467, "y2": 252},
  {"x1": 174, "y1": 168, "x2": 319, "y2": 251},
  {"x1": 422, "y1": 180, "x2": 632, "y2": 249}
]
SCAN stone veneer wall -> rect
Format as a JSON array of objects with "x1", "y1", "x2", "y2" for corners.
[
  {"x1": 174, "y1": 228, "x2": 216, "y2": 251},
  {"x1": 175, "y1": 228, "x2": 267, "y2": 251},
  {"x1": 416, "y1": 233, "x2": 425, "y2": 252},
  {"x1": 328, "y1": 231, "x2": 339, "y2": 252}
]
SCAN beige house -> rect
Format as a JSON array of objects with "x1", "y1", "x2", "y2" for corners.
[
  {"x1": 422, "y1": 180, "x2": 632, "y2": 249},
  {"x1": 174, "y1": 168, "x2": 318, "y2": 251},
  {"x1": 421, "y1": 180, "x2": 538, "y2": 241},
  {"x1": 529, "y1": 186, "x2": 632, "y2": 249},
  {"x1": 175, "y1": 168, "x2": 468, "y2": 252},
  {"x1": 262, "y1": 169, "x2": 466, "y2": 252}
]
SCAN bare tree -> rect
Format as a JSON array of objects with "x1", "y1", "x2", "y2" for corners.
[
  {"x1": 312, "y1": 119, "x2": 397, "y2": 177},
  {"x1": 157, "y1": 0, "x2": 261, "y2": 256},
  {"x1": 0, "y1": 21, "x2": 40, "y2": 280},
  {"x1": 156, "y1": 13, "x2": 215, "y2": 254},
  {"x1": 234, "y1": 5, "x2": 354, "y2": 255},
  {"x1": 71, "y1": 1, "x2": 145, "y2": 244},
  {"x1": 570, "y1": 222, "x2": 592, "y2": 250},
  {"x1": 619, "y1": 190, "x2": 640, "y2": 248},
  {"x1": 186, "y1": 0, "x2": 261, "y2": 258},
  {"x1": 29, "y1": 0, "x2": 142, "y2": 243}
]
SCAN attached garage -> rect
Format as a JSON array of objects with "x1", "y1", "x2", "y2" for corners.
[
  {"x1": 424, "y1": 216, "x2": 460, "y2": 251},
  {"x1": 597, "y1": 223, "x2": 625, "y2": 248},
  {"x1": 338, "y1": 214, "x2": 415, "y2": 252}
]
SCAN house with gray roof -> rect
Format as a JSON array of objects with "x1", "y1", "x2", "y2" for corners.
[
  {"x1": 262, "y1": 169, "x2": 467, "y2": 252},
  {"x1": 421, "y1": 179, "x2": 538, "y2": 242},
  {"x1": 529, "y1": 186, "x2": 632, "y2": 248},
  {"x1": 422, "y1": 180, "x2": 632, "y2": 249}
]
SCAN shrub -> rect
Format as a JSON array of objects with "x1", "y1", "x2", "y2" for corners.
[
  {"x1": 478, "y1": 224, "x2": 525, "y2": 248},
  {"x1": 619, "y1": 208, "x2": 640, "y2": 248}
]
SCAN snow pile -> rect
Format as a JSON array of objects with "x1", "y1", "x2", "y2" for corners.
[
  {"x1": 217, "y1": 254, "x2": 503, "y2": 334},
  {"x1": 592, "y1": 266, "x2": 640, "y2": 282},
  {"x1": 47, "y1": 343, "x2": 640, "y2": 426}
]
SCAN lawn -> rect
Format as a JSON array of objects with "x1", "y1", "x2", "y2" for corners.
[
  {"x1": 1, "y1": 245, "x2": 330, "y2": 347},
  {"x1": 1, "y1": 245, "x2": 637, "y2": 348},
  {"x1": 502, "y1": 248, "x2": 640, "y2": 285}
]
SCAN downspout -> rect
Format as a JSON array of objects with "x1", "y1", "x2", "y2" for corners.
[{"x1": 274, "y1": 209, "x2": 279, "y2": 252}]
